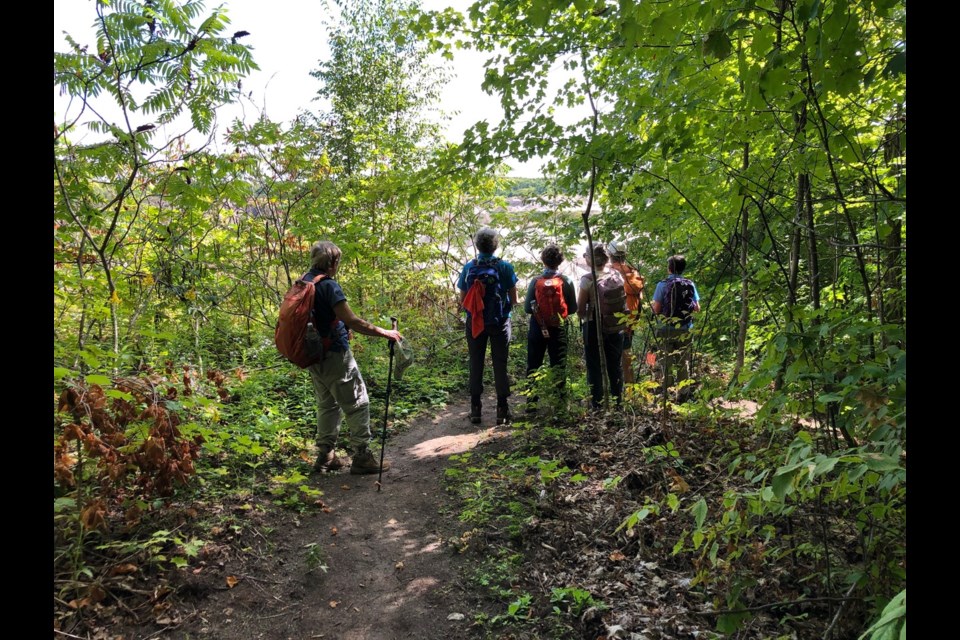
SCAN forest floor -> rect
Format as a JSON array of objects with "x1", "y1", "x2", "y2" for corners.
[
  {"x1": 64, "y1": 389, "x2": 866, "y2": 640},
  {"x1": 102, "y1": 394, "x2": 510, "y2": 640}
]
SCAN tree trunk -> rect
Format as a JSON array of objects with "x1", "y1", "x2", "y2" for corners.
[{"x1": 733, "y1": 143, "x2": 750, "y2": 381}]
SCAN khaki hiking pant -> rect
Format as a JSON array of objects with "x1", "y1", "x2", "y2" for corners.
[{"x1": 307, "y1": 348, "x2": 372, "y2": 453}]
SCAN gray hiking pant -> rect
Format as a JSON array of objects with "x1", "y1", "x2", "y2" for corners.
[{"x1": 307, "y1": 348, "x2": 372, "y2": 453}]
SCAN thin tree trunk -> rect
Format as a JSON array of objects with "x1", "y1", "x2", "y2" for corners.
[{"x1": 733, "y1": 143, "x2": 750, "y2": 381}]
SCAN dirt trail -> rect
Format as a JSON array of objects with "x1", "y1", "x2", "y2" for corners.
[{"x1": 174, "y1": 394, "x2": 510, "y2": 640}]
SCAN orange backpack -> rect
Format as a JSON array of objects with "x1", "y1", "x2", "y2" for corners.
[
  {"x1": 275, "y1": 275, "x2": 334, "y2": 368},
  {"x1": 533, "y1": 275, "x2": 569, "y2": 328}
]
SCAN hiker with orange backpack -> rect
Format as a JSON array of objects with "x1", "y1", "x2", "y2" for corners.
[
  {"x1": 523, "y1": 244, "x2": 578, "y2": 413},
  {"x1": 607, "y1": 240, "x2": 646, "y2": 384},
  {"x1": 298, "y1": 241, "x2": 402, "y2": 474},
  {"x1": 458, "y1": 227, "x2": 519, "y2": 425},
  {"x1": 577, "y1": 243, "x2": 627, "y2": 410}
]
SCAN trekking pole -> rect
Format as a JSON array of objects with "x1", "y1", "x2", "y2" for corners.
[{"x1": 377, "y1": 317, "x2": 398, "y2": 492}]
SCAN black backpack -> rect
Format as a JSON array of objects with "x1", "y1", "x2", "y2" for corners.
[{"x1": 660, "y1": 277, "x2": 696, "y2": 327}]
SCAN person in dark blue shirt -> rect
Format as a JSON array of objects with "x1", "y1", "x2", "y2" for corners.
[
  {"x1": 304, "y1": 240, "x2": 402, "y2": 474},
  {"x1": 457, "y1": 227, "x2": 518, "y2": 425}
]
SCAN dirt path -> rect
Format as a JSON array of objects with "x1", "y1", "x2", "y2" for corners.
[{"x1": 173, "y1": 394, "x2": 510, "y2": 640}]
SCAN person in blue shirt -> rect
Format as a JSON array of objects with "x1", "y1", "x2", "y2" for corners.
[
  {"x1": 304, "y1": 241, "x2": 403, "y2": 475},
  {"x1": 651, "y1": 254, "x2": 701, "y2": 393},
  {"x1": 457, "y1": 227, "x2": 519, "y2": 425},
  {"x1": 523, "y1": 244, "x2": 578, "y2": 413}
]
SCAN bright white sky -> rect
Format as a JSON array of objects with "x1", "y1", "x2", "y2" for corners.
[{"x1": 53, "y1": 0, "x2": 567, "y2": 176}]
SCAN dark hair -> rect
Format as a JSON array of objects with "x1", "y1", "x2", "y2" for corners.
[
  {"x1": 540, "y1": 244, "x2": 564, "y2": 269},
  {"x1": 589, "y1": 244, "x2": 609, "y2": 268},
  {"x1": 668, "y1": 254, "x2": 687, "y2": 274}
]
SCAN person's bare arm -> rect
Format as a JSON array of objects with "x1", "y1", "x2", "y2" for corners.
[
  {"x1": 577, "y1": 286, "x2": 590, "y2": 320},
  {"x1": 651, "y1": 300, "x2": 662, "y2": 315},
  {"x1": 334, "y1": 301, "x2": 402, "y2": 342}
]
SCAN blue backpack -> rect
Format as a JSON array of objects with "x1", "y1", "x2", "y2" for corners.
[{"x1": 465, "y1": 258, "x2": 507, "y2": 326}]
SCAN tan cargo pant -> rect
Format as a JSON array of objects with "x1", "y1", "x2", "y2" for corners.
[{"x1": 307, "y1": 348, "x2": 372, "y2": 453}]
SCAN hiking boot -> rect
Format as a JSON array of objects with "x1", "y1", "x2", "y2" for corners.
[
  {"x1": 313, "y1": 446, "x2": 344, "y2": 473},
  {"x1": 470, "y1": 398, "x2": 482, "y2": 424},
  {"x1": 350, "y1": 449, "x2": 390, "y2": 475},
  {"x1": 496, "y1": 402, "x2": 512, "y2": 425}
]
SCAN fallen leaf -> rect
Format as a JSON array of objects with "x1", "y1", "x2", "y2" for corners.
[
  {"x1": 447, "y1": 613, "x2": 465, "y2": 621},
  {"x1": 395, "y1": 561, "x2": 404, "y2": 571},
  {"x1": 330, "y1": 527, "x2": 338, "y2": 536},
  {"x1": 609, "y1": 551, "x2": 627, "y2": 562},
  {"x1": 321, "y1": 507, "x2": 332, "y2": 513},
  {"x1": 329, "y1": 600, "x2": 339, "y2": 608},
  {"x1": 666, "y1": 468, "x2": 691, "y2": 493},
  {"x1": 225, "y1": 576, "x2": 239, "y2": 588},
  {"x1": 109, "y1": 563, "x2": 138, "y2": 576},
  {"x1": 387, "y1": 518, "x2": 398, "y2": 524},
  {"x1": 300, "y1": 451, "x2": 313, "y2": 462},
  {"x1": 340, "y1": 485, "x2": 351, "y2": 490},
  {"x1": 599, "y1": 451, "x2": 614, "y2": 461}
]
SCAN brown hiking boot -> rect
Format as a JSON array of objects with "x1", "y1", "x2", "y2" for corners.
[
  {"x1": 350, "y1": 449, "x2": 390, "y2": 475},
  {"x1": 313, "y1": 446, "x2": 344, "y2": 473}
]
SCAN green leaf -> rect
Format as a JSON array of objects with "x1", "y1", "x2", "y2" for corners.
[
  {"x1": 528, "y1": 3, "x2": 551, "y2": 29},
  {"x1": 812, "y1": 456, "x2": 839, "y2": 478},
  {"x1": 85, "y1": 374, "x2": 111, "y2": 386},
  {"x1": 171, "y1": 557, "x2": 188, "y2": 569},
  {"x1": 772, "y1": 469, "x2": 797, "y2": 500},
  {"x1": 703, "y1": 29, "x2": 732, "y2": 60},
  {"x1": 883, "y1": 52, "x2": 905, "y2": 77},
  {"x1": 796, "y1": 0, "x2": 821, "y2": 23},
  {"x1": 667, "y1": 493, "x2": 680, "y2": 512},
  {"x1": 862, "y1": 453, "x2": 901, "y2": 472},
  {"x1": 55, "y1": 367, "x2": 72, "y2": 381},
  {"x1": 105, "y1": 389, "x2": 135, "y2": 401},
  {"x1": 54, "y1": 497, "x2": 77, "y2": 513},
  {"x1": 690, "y1": 498, "x2": 707, "y2": 530}
]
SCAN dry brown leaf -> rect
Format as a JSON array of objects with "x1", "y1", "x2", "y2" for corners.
[
  {"x1": 599, "y1": 451, "x2": 614, "y2": 461},
  {"x1": 340, "y1": 484, "x2": 351, "y2": 490},
  {"x1": 387, "y1": 518, "x2": 398, "y2": 524},
  {"x1": 329, "y1": 600, "x2": 339, "y2": 608},
  {"x1": 666, "y1": 468, "x2": 691, "y2": 493},
  {"x1": 225, "y1": 575, "x2": 239, "y2": 588},
  {"x1": 609, "y1": 551, "x2": 627, "y2": 562},
  {"x1": 80, "y1": 500, "x2": 107, "y2": 531},
  {"x1": 109, "y1": 563, "x2": 138, "y2": 576},
  {"x1": 395, "y1": 561, "x2": 404, "y2": 571},
  {"x1": 330, "y1": 526, "x2": 338, "y2": 536},
  {"x1": 299, "y1": 451, "x2": 313, "y2": 462}
]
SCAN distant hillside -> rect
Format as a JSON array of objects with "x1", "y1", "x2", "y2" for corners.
[{"x1": 496, "y1": 177, "x2": 548, "y2": 197}]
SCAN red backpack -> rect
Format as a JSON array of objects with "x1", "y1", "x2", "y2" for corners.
[
  {"x1": 533, "y1": 275, "x2": 569, "y2": 328},
  {"x1": 275, "y1": 274, "x2": 334, "y2": 368}
]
